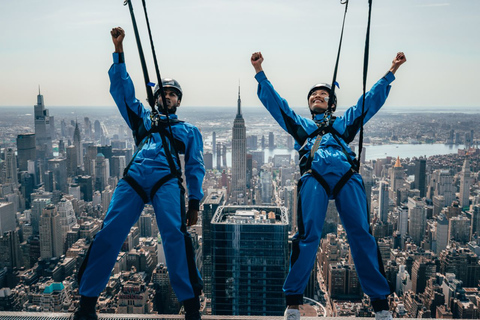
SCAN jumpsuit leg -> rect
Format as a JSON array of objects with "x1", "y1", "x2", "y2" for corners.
[
  {"x1": 79, "y1": 178, "x2": 145, "y2": 297},
  {"x1": 335, "y1": 173, "x2": 390, "y2": 300},
  {"x1": 152, "y1": 179, "x2": 202, "y2": 302},
  {"x1": 283, "y1": 175, "x2": 329, "y2": 304}
]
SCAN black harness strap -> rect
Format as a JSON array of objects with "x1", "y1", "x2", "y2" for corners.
[
  {"x1": 123, "y1": 175, "x2": 149, "y2": 203},
  {"x1": 332, "y1": 168, "x2": 355, "y2": 197},
  {"x1": 308, "y1": 169, "x2": 331, "y2": 196},
  {"x1": 150, "y1": 173, "x2": 177, "y2": 200}
]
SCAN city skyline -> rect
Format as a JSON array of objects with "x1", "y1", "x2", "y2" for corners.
[
  {"x1": 0, "y1": 87, "x2": 479, "y2": 316},
  {"x1": 1, "y1": 0, "x2": 480, "y2": 109}
]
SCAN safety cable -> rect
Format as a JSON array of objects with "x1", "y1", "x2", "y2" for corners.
[
  {"x1": 140, "y1": 0, "x2": 183, "y2": 174},
  {"x1": 327, "y1": 0, "x2": 349, "y2": 116},
  {"x1": 357, "y1": 0, "x2": 373, "y2": 169},
  {"x1": 124, "y1": 0, "x2": 156, "y2": 112},
  {"x1": 123, "y1": 0, "x2": 181, "y2": 177}
]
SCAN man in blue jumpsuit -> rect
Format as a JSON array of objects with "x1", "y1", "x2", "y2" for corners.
[
  {"x1": 72, "y1": 27, "x2": 205, "y2": 320},
  {"x1": 251, "y1": 52, "x2": 406, "y2": 320}
]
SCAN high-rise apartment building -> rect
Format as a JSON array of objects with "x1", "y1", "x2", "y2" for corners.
[{"x1": 211, "y1": 205, "x2": 288, "y2": 316}]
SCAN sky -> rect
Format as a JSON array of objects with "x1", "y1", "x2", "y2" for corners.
[{"x1": 1, "y1": 0, "x2": 479, "y2": 110}]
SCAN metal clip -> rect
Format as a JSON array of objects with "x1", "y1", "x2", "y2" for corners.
[{"x1": 150, "y1": 112, "x2": 160, "y2": 127}]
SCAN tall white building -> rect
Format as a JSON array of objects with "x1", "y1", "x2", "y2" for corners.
[
  {"x1": 39, "y1": 204, "x2": 64, "y2": 259},
  {"x1": 408, "y1": 197, "x2": 426, "y2": 245},
  {"x1": 57, "y1": 198, "x2": 77, "y2": 251},
  {"x1": 433, "y1": 170, "x2": 455, "y2": 207},
  {"x1": 459, "y1": 158, "x2": 472, "y2": 209},
  {"x1": 378, "y1": 181, "x2": 390, "y2": 223}
]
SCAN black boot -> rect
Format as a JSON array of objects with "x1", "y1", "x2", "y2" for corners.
[
  {"x1": 71, "y1": 296, "x2": 98, "y2": 320},
  {"x1": 184, "y1": 296, "x2": 201, "y2": 320}
]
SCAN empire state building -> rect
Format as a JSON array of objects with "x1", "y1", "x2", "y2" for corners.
[{"x1": 231, "y1": 85, "x2": 246, "y2": 204}]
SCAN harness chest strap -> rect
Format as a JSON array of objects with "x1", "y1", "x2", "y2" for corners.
[
  {"x1": 303, "y1": 120, "x2": 358, "y2": 197},
  {"x1": 122, "y1": 121, "x2": 184, "y2": 203}
]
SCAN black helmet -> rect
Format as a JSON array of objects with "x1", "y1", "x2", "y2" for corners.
[
  {"x1": 154, "y1": 78, "x2": 183, "y2": 100},
  {"x1": 307, "y1": 83, "x2": 337, "y2": 109}
]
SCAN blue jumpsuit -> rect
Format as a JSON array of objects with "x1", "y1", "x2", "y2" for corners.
[
  {"x1": 78, "y1": 52, "x2": 205, "y2": 303},
  {"x1": 255, "y1": 70, "x2": 394, "y2": 306}
]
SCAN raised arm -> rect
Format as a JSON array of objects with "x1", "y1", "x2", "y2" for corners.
[
  {"x1": 109, "y1": 27, "x2": 149, "y2": 131},
  {"x1": 334, "y1": 52, "x2": 407, "y2": 143},
  {"x1": 251, "y1": 52, "x2": 316, "y2": 146}
]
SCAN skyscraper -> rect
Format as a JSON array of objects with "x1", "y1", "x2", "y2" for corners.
[
  {"x1": 56, "y1": 198, "x2": 77, "y2": 251},
  {"x1": 4, "y1": 147, "x2": 18, "y2": 186},
  {"x1": 378, "y1": 180, "x2": 389, "y2": 223},
  {"x1": 231, "y1": 85, "x2": 246, "y2": 204},
  {"x1": 433, "y1": 170, "x2": 455, "y2": 207},
  {"x1": 414, "y1": 157, "x2": 426, "y2": 197},
  {"x1": 34, "y1": 87, "x2": 53, "y2": 159},
  {"x1": 459, "y1": 158, "x2": 472, "y2": 209},
  {"x1": 47, "y1": 158, "x2": 68, "y2": 193},
  {"x1": 73, "y1": 121, "x2": 83, "y2": 168},
  {"x1": 396, "y1": 205, "x2": 408, "y2": 240},
  {"x1": 408, "y1": 197, "x2": 427, "y2": 245},
  {"x1": 16, "y1": 133, "x2": 36, "y2": 171},
  {"x1": 39, "y1": 204, "x2": 64, "y2": 259},
  {"x1": 391, "y1": 156, "x2": 404, "y2": 193},
  {"x1": 0, "y1": 202, "x2": 16, "y2": 235},
  {"x1": 94, "y1": 153, "x2": 109, "y2": 191},
  {"x1": 435, "y1": 213, "x2": 449, "y2": 255},
  {"x1": 268, "y1": 131, "x2": 275, "y2": 149},
  {"x1": 202, "y1": 190, "x2": 226, "y2": 299},
  {"x1": 211, "y1": 205, "x2": 288, "y2": 316},
  {"x1": 212, "y1": 131, "x2": 217, "y2": 155},
  {"x1": 66, "y1": 146, "x2": 78, "y2": 176}
]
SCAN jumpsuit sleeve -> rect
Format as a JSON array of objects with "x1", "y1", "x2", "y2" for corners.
[
  {"x1": 333, "y1": 71, "x2": 396, "y2": 144},
  {"x1": 184, "y1": 125, "x2": 205, "y2": 211},
  {"x1": 108, "y1": 52, "x2": 150, "y2": 130},
  {"x1": 255, "y1": 71, "x2": 314, "y2": 145}
]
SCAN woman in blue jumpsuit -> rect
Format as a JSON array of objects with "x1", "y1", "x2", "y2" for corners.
[
  {"x1": 73, "y1": 27, "x2": 204, "y2": 320},
  {"x1": 251, "y1": 52, "x2": 406, "y2": 320}
]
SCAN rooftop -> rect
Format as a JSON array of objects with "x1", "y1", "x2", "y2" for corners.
[{"x1": 211, "y1": 205, "x2": 288, "y2": 225}]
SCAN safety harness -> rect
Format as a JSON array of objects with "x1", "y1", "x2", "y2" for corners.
[
  {"x1": 122, "y1": 117, "x2": 185, "y2": 203},
  {"x1": 299, "y1": 114, "x2": 359, "y2": 198}
]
